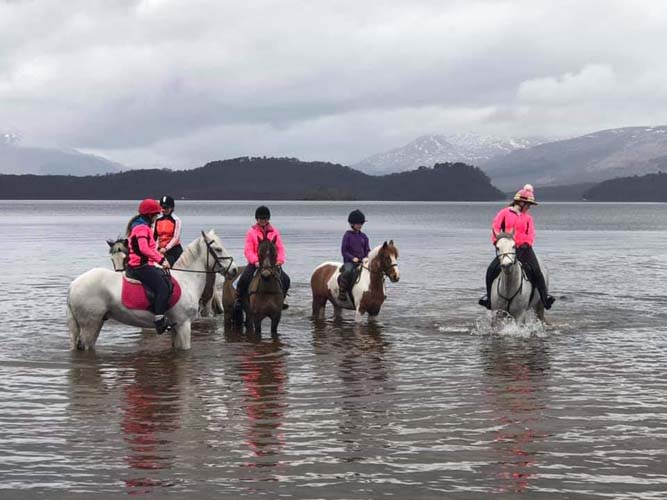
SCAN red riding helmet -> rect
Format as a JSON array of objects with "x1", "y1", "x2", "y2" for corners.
[{"x1": 138, "y1": 198, "x2": 161, "y2": 215}]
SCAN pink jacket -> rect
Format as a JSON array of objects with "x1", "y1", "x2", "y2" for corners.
[
  {"x1": 244, "y1": 223, "x2": 286, "y2": 266},
  {"x1": 491, "y1": 206, "x2": 535, "y2": 247},
  {"x1": 128, "y1": 222, "x2": 165, "y2": 268}
]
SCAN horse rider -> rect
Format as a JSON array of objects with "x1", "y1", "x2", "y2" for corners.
[
  {"x1": 126, "y1": 198, "x2": 175, "y2": 334},
  {"x1": 338, "y1": 209, "x2": 370, "y2": 301},
  {"x1": 478, "y1": 184, "x2": 555, "y2": 310},
  {"x1": 154, "y1": 194, "x2": 183, "y2": 266},
  {"x1": 235, "y1": 205, "x2": 291, "y2": 309}
]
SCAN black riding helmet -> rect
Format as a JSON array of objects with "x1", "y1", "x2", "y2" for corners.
[
  {"x1": 159, "y1": 195, "x2": 175, "y2": 209},
  {"x1": 348, "y1": 209, "x2": 366, "y2": 225},
  {"x1": 255, "y1": 205, "x2": 271, "y2": 220}
]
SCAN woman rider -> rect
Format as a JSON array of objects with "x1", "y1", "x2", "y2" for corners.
[
  {"x1": 154, "y1": 195, "x2": 183, "y2": 266},
  {"x1": 479, "y1": 184, "x2": 555, "y2": 310},
  {"x1": 338, "y1": 209, "x2": 370, "y2": 301},
  {"x1": 235, "y1": 205, "x2": 291, "y2": 309},
  {"x1": 126, "y1": 198, "x2": 175, "y2": 334}
]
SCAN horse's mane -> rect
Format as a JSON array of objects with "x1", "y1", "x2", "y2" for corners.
[
  {"x1": 366, "y1": 241, "x2": 399, "y2": 263},
  {"x1": 177, "y1": 231, "x2": 215, "y2": 268}
]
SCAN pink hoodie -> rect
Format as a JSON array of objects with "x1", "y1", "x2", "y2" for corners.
[
  {"x1": 244, "y1": 223, "x2": 286, "y2": 266},
  {"x1": 491, "y1": 206, "x2": 535, "y2": 247},
  {"x1": 128, "y1": 223, "x2": 165, "y2": 268}
]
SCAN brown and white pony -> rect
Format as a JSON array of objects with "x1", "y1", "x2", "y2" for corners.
[{"x1": 310, "y1": 241, "x2": 400, "y2": 323}]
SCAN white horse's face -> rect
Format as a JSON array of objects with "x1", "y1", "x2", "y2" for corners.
[
  {"x1": 107, "y1": 239, "x2": 127, "y2": 272},
  {"x1": 495, "y1": 236, "x2": 517, "y2": 274},
  {"x1": 205, "y1": 230, "x2": 238, "y2": 279}
]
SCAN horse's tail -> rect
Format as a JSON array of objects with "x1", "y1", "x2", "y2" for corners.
[{"x1": 66, "y1": 291, "x2": 81, "y2": 350}]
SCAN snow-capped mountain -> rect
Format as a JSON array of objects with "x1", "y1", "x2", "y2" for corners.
[
  {"x1": 353, "y1": 133, "x2": 547, "y2": 175},
  {"x1": 0, "y1": 135, "x2": 123, "y2": 176},
  {"x1": 484, "y1": 126, "x2": 667, "y2": 189}
]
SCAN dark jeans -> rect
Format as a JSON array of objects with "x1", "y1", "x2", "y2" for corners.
[
  {"x1": 338, "y1": 262, "x2": 359, "y2": 290},
  {"x1": 164, "y1": 244, "x2": 183, "y2": 267},
  {"x1": 127, "y1": 265, "x2": 172, "y2": 315},
  {"x1": 485, "y1": 244, "x2": 549, "y2": 305},
  {"x1": 236, "y1": 264, "x2": 291, "y2": 298}
]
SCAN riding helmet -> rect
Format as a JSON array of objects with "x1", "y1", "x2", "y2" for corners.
[
  {"x1": 348, "y1": 209, "x2": 366, "y2": 224},
  {"x1": 138, "y1": 198, "x2": 161, "y2": 216},
  {"x1": 255, "y1": 205, "x2": 271, "y2": 220},
  {"x1": 159, "y1": 194, "x2": 175, "y2": 209}
]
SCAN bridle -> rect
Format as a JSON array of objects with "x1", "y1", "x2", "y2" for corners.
[
  {"x1": 494, "y1": 235, "x2": 524, "y2": 311},
  {"x1": 171, "y1": 231, "x2": 234, "y2": 275},
  {"x1": 362, "y1": 254, "x2": 398, "y2": 280}
]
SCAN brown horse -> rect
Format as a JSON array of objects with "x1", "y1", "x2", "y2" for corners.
[
  {"x1": 221, "y1": 265, "x2": 245, "y2": 328},
  {"x1": 242, "y1": 238, "x2": 284, "y2": 335},
  {"x1": 310, "y1": 241, "x2": 400, "y2": 323}
]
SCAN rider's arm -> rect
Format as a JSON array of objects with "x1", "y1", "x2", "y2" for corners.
[
  {"x1": 363, "y1": 233, "x2": 370, "y2": 258},
  {"x1": 164, "y1": 215, "x2": 181, "y2": 251},
  {"x1": 525, "y1": 214, "x2": 535, "y2": 246},
  {"x1": 274, "y1": 230, "x2": 286, "y2": 265},
  {"x1": 491, "y1": 209, "x2": 506, "y2": 243},
  {"x1": 341, "y1": 232, "x2": 354, "y2": 262},
  {"x1": 135, "y1": 227, "x2": 165, "y2": 264},
  {"x1": 244, "y1": 229, "x2": 259, "y2": 266}
]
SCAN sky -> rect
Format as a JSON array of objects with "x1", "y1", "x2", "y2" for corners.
[{"x1": 2, "y1": 0, "x2": 667, "y2": 169}]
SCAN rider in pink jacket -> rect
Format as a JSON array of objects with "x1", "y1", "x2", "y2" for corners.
[
  {"x1": 126, "y1": 198, "x2": 175, "y2": 335},
  {"x1": 479, "y1": 185, "x2": 555, "y2": 310},
  {"x1": 236, "y1": 205, "x2": 290, "y2": 308}
]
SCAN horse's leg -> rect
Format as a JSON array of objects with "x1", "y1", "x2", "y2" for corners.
[
  {"x1": 270, "y1": 312, "x2": 281, "y2": 336},
  {"x1": 254, "y1": 316, "x2": 262, "y2": 336},
  {"x1": 354, "y1": 307, "x2": 364, "y2": 323},
  {"x1": 535, "y1": 302, "x2": 546, "y2": 323},
  {"x1": 77, "y1": 316, "x2": 105, "y2": 351},
  {"x1": 172, "y1": 319, "x2": 192, "y2": 350},
  {"x1": 312, "y1": 294, "x2": 327, "y2": 319}
]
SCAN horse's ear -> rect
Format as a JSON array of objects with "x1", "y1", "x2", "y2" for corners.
[
  {"x1": 382, "y1": 241, "x2": 388, "y2": 248},
  {"x1": 271, "y1": 236, "x2": 277, "y2": 243},
  {"x1": 106, "y1": 239, "x2": 114, "y2": 247},
  {"x1": 389, "y1": 239, "x2": 394, "y2": 246},
  {"x1": 509, "y1": 228, "x2": 515, "y2": 237},
  {"x1": 122, "y1": 238, "x2": 128, "y2": 246}
]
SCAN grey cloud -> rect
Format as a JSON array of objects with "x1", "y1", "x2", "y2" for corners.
[{"x1": 2, "y1": 0, "x2": 667, "y2": 167}]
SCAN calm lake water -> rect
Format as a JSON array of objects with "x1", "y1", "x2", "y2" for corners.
[{"x1": 0, "y1": 200, "x2": 666, "y2": 499}]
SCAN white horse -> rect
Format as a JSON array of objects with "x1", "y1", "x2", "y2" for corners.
[
  {"x1": 68, "y1": 230, "x2": 237, "y2": 351},
  {"x1": 491, "y1": 231, "x2": 547, "y2": 323},
  {"x1": 310, "y1": 241, "x2": 400, "y2": 323}
]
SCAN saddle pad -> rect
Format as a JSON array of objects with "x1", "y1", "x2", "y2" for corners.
[{"x1": 121, "y1": 275, "x2": 182, "y2": 311}]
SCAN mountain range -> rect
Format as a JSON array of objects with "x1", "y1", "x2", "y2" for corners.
[
  {"x1": 0, "y1": 135, "x2": 122, "y2": 176},
  {"x1": 483, "y1": 126, "x2": 667, "y2": 189},
  {"x1": 353, "y1": 133, "x2": 546, "y2": 175}
]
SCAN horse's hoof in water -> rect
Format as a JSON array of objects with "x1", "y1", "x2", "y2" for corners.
[{"x1": 76, "y1": 339, "x2": 85, "y2": 351}]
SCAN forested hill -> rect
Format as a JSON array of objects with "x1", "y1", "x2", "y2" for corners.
[
  {"x1": 583, "y1": 172, "x2": 667, "y2": 201},
  {"x1": 0, "y1": 157, "x2": 504, "y2": 201}
]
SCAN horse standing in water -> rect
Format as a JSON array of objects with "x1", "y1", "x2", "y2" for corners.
[
  {"x1": 236, "y1": 239, "x2": 284, "y2": 335},
  {"x1": 491, "y1": 231, "x2": 547, "y2": 323},
  {"x1": 310, "y1": 241, "x2": 400, "y2": 323},
  {"x1": 68, "y1": 231, "x2": 237, "y2": 350},
  {"x1": 222, "y1": 265, "x2": 245, "y2": 329},
  {"x1": 107, "y1": 237, "x2": 224, "y2": 317}
]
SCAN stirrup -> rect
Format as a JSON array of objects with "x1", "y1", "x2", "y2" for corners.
[{"x1": 154, "y1": 317, "x2": 175, "y2": 335}]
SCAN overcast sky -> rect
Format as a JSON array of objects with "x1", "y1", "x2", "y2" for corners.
[{"x1": 2, "y1": 0, "x2": 667, "y2": 169}]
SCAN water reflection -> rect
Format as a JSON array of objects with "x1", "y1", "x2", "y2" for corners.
[
  {"x1": 312, "y1": 319, "x2": 393, "y2": 461},
  {"x1": 67, "y1": 350, "x2": 191, "y2": 495},
  {"x1": 223, "y1": 333, "x2": 287, "y2": 473},
  {"x1": 479, "y1": 337, "x2": 551, "y2": 494}
]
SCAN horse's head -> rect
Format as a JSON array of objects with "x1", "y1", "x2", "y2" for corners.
[
  {"x1": 107, "y1": 238, "x2": 128, "y2": 272},
  {"x1": 375, "y1": 240, "x2": 400, "y2": 283},
  {"x1": 494, "y1": 230, "x2": 516, "y2": 274},
  {"x1": 258, "y1": 237, "x2": 278, "y2": 279},
  {"x1": 200, "y1": 230, "x2": 238, "y2": 279}
]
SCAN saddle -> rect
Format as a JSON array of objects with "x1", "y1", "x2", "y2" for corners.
[
  {"x1": 337, "y1": 264, "x2": 362, "y2": 303},
  {"x1": 121, "y1": 272, "x2": 182, "y2": 311}
]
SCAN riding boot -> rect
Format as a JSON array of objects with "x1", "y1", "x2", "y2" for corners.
[
  {"x1": 337, "y1": 276, "x2": 348, "y2": 302},
  {"x1": 479, "y1": 257, "x2": 501, "y2": 309},
  {"x1": 154, "y1": 315, "x2": 175, "y2": 335}
]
